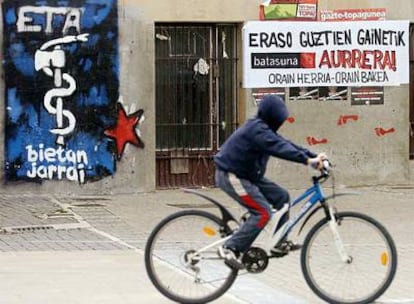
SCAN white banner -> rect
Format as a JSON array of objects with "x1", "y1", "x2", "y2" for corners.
[{"x1": 242, "y1": 20, "x2": 410, "y2": 88}]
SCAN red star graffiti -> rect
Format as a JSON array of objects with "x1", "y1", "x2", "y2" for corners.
[{"x1": 105, "y1": 103, "x2": 144, "y2": 160}]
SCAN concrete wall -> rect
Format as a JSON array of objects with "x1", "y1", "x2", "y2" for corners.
[
  {"x1": 265, "y1": 86, "x2": 411, "y2": 188},
  {"x1": 0, "y1": 0, "x2": 412, "y2": 195}
]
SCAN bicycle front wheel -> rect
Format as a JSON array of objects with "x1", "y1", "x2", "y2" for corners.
[
  {"x1": 145, "y1": 210, "x2": 238, "y2": 304},
  {"x1": 301, "y1": 211, "x2": 397, "y2": 304}
]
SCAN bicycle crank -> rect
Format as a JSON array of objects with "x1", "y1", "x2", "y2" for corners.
[{"x1": 242, "y1": 247, "x2": 269, "y2": 273}]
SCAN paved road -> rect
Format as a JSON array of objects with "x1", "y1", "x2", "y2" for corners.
[{"x1": 0, "y1": 185, "x2": 413, "y2": 303}]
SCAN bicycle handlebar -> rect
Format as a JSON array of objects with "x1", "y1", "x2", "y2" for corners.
[
  {"x1": 313, "y1": 159, "x2": 332, "y2": 183},
  {"x1": 321, "y1": 159, "x2": 331, "y2": 174}
]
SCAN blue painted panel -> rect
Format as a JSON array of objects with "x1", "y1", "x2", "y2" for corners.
[{"x1": 3, "y1": 0, "x2": 119, "y2": 183}]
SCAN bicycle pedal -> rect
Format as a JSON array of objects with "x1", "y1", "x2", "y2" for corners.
[
  {"x1": 269, "y1": 250, "x2": 288, "y2": 258},
  {"x1": 270, "y1": 241, "x2": 302, "y2": 257}
]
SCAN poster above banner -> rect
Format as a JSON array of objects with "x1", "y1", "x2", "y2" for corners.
[
  {"x1": 319, "y1": 8, "x2": 386, "y2": 22},
  {"x1": 242, "y1": 20, "x2": 410, "y2": 88},
  {"x1": 260, "y1": 0, "x2": 318, "y2": 21}
]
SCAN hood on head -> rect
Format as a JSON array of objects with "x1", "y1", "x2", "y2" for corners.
[{"x1": 257, "y1": 95, "x2": 289, "y2": 131}]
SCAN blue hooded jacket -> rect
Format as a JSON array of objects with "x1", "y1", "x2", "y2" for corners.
[{"x1": 214, "y1": 95, "x2": 316, "y2": 181}]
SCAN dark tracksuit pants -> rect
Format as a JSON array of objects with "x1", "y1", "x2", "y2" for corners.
[{"x1": 215, "y1": 168, "x2": 290, "y2": 253}]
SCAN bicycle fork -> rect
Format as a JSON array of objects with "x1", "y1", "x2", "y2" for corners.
[{"x1": 326, "y1": 204, "x2": 353, "y2": 264}]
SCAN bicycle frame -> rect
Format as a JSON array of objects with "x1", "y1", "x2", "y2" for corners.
[{"x1": 263, "y1": 178, "x2": 327, "y2": 253}]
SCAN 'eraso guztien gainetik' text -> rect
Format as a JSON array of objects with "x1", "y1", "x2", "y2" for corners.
[{"x1": 248, "y1": 29, "x2": 405, "y2": 48}]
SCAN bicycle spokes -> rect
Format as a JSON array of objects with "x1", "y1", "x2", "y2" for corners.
[
  {"x1": 145, "y1": 210, "x2": 238, "y2": 304},
  {"x1": 301, "y1": 212, "x2": 397, "y2": 304}
]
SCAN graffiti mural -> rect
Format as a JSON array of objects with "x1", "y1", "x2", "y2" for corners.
[
  {"x1": 337, "y1": 114, "x2": 359, "y2": 126},
  {"x1": 105, "y1": 103, "x2": 145, "y2": 160},
  {"x1": 2, "y1": 0, "x2": 142, "y2": 184},
  {"x1": 375, "y1": 127, "x2": 395, "y2": 137}
]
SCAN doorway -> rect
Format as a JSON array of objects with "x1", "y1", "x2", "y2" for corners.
[{"x1": 155, "y1": 23, "x2": 239, "y2": 188}]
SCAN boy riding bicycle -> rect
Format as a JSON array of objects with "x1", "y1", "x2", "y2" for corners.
[{"x1": 215, "y1": 94, "x2": 326, "y2": 270}]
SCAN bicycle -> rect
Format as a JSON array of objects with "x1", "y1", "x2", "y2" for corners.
[{"x1": 144, "y1": 160, "x2": 397, "y2": 304}]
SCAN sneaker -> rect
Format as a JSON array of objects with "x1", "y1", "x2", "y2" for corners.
[
  {"x1": 218, "y1": 246, "x2": 245, "y2": 270},
  {"x1": 270, "y1": 240, "x2": 302, "y2": 256}
]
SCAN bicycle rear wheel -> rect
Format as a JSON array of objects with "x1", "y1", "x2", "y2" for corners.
[
  {"x1": 301, "y1": 211, "x2": 397, "y2": 304},
  {"x1": 145, "y1": 210, "x2": 238, "y2": 304}
]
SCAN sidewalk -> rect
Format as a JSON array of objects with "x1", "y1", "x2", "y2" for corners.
[{"x1": 0, "y1": 185, "x2": 413, "y2": 303}]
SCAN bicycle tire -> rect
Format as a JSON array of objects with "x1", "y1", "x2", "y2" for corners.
[
  {"x1": 145, "y1": 210, "x2": 238, "y2": 304},
  {"x1": 301, "y1": 211, "x2": 397, "y2": 304}
]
